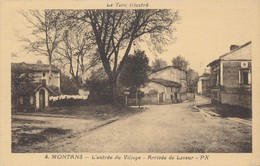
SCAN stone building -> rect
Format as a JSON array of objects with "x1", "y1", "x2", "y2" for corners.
[
  {"x1": 197, "y1": 73, "x2": 211, "y2": 97},
  {"x1": 207, "y1": 41, "x2": 252, "y2": 109},
  {"x1": 11, "y1": 62, "x2": 61, "y2": 111},
  {"x1": 141, "y1": 66, "x2": 187, "y2": 104}
]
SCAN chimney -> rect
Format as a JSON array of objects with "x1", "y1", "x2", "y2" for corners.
[{"x1": 230, "y1": 45, "x2": 239, "y2": 51}]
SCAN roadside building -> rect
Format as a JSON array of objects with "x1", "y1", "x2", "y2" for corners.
[
  {"x1": 207, "y1": 41, "x2": 252, "y2": 109},
  {"x1": 141, "y1": 66, "x2": 187, "y2": 104},
  {"x1": 12, "y1": 61, "x2": 61, "y2": 88},
  {"x1": 197, "y1": 73, "x2": 211, "y2": 97},
  {"x1": 11, "y1": 61, "x2": 61, "y2": 111}
]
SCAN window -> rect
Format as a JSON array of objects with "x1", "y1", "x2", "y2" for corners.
[
  {"x1": 30, "y1": 96, "x2": 34, "y2": 105},
  {"x1": 43, "y1": 73, "x2": 46, "y2": 77},
  {"x1": 212, "y1": 66, "x2": 220, "y2": 86},
  {"x1": 239, "y1": 69, "x2": 251, "y2": 85},
  {"x1": 19, "y1": 96, "x2": 23, "y2": 105},
  {"x1": 215, "y1": 71, "x2": 219, "y2": 86}
]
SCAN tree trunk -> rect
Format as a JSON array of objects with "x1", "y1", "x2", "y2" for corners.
[
  {"x1": 135, "y1": 88, "x2": 138, "y2": 106},
  {"x1": 48, "y1": 56, "x2": 52, "y2": 86},
  {"x1": 109, "y1": 75, "x2": 118, "y2": 105},
  {"x1": 74, "y1": 77, "x2": 81, "y2": 87}
]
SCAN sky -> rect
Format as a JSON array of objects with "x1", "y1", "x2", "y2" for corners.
[{"x1": 10, "y1": 0, "x2": 260, "y2": 75}]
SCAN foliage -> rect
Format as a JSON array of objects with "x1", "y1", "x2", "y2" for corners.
[
  {"x1": 86, "y1": 80, "x2": 112, "y2": 104},
  {"x1": 54, "y1": 24, "x2": 100, "y2": 85},
  {"x1": 11, "y1": 70, "x2": 35, "y2": 111},
  {"x1": 119, "y1": 50, "x2": 150, "y2": 90},
  {"x1": 19, "y1": 10, "x2": 64, "y2": 81},
  {"x1": 20, "y1": 10, "x2": 100, "y2": 86},
  {"x1": 86, "y1": 79, "x2": 125, "y2": 105},
  {"x1": 88, "y1": 67, "x2": 108, "y2": 81},
  {"x1": 171, "y1": 55, "x2": 189, "y2": 71},
  {"x1": 151, "y1": 58, "x2": 168, "y2": 72},
  {"x1": 60, "y1": 73, "x2": 79, "y2": 95},
  {"x1": 20, "y1": 9, "x2": 180, "y2": 104},
  {"x1": 171, "y1": 55, "x2": 199, "y2": 92},
  {"x1": 62, "y1": 9, "x2": 180, "y2": 103},
  {"x1": 11, "y1": 70, "x2": 34, "y2": 95}
]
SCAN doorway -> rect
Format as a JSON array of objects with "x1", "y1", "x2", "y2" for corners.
[{"x1": 39, "y1": 89, "x2": 45, "y2": 109}]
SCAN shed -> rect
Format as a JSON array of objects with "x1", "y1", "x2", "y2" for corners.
[{"x1": 12, "y1": 83, "x2": 54, "y2": 111}]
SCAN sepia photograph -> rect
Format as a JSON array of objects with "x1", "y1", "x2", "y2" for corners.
[
  {"x1": 1, "y1": 0, "x2": 260, "y2": 165},
  {"x1": 10, "y1": 8, "x2": 253, "y2": 153}
]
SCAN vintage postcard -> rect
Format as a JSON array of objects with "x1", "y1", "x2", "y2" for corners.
[{"x1": 0, "y1": 0, "x2": 260, "y2": 165}]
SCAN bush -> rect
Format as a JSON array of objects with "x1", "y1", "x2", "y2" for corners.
[
  {"x1": 86, "y1": 80, "x2": 112, "y2": 104},
  {"x1": 86, "y1": 80, "x2": 125, "y2": 105},
  {"x1": 16, "y1": 105, "x2": 36, "y2": 112},
  {"x1": 60, "y1": 73, "x2": 79, "y2": 95}
]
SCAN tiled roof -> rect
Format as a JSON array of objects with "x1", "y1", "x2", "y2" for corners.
[
  {"x1": 151, "y1": 66, "x2": 185, "y2": 74},
  {"x1": 219, "y1": 41, "x2": 251, "y2": 59},
  {"x1": 14, "y1": 83, "x2": 41, "y2": 95},
  {"x1": 207, "y1": 41, "x2": 251, "y2": 67},
  {"x1": 14, "y1": 83, "x2": 56, "y2": 95},
  {"x1": 150, "y1": 78, "x2": 181, "y2": 87},
  {"x1": 207, "y1": 59, "x2": 220, "y2": 67},
  {"x1": 11, "y1": 62, "x2": 60, "y2": 72},
  {"x1": 199, "y1": 73, "x2": 211, "y2": 78}
]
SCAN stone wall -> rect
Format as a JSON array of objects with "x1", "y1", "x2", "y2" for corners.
[{"x1": 220, "y1": 92, "x2": 251, "y2": 109}]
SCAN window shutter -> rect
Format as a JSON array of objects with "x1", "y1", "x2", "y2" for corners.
[
  {"x1": 248, "y1": 70, "x2": 251, "y2": 84},
  {"x1": 238, "y1": 70, "x2": 241, "y2": 84}
]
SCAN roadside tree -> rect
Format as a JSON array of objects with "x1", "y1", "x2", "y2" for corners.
[
  {"x1": 171, "y1": 55, "x2": 189, "y2": 71},
  {"x1": 19, "y1": 10, "x2": 64, "y2": 84},
  {"x1": 119, "y1": 50, "x2": 149, "y2": 104},
  {"x1": 171, "y1": 55, "x2": 199, "y2": 93},
  {"x1": 54, "y1": 27, "x2": 99, "y2": 86}
]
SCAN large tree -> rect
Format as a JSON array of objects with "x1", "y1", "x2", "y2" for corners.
[
  {"x1": 65, "y1": 9, "x2": 179, "y2": 104},
  {"x1": 119, "y1": 50, "x2": 149, "y2": 97},
  {"x1": 171, "y1": 55, "x2": 189, "y2": 71},
  {"x1": 54, "y1": 27, "x2": 99, "y2": 86},
  {"x1": 20, "y1": 10, "x2": 99, "y2": 86},
  {"x1": 20, "y1": 10, "x2": 64, "y2": 83},
  {"x1": 172, "y1": 55, "x2": 198, "y2": 93}
]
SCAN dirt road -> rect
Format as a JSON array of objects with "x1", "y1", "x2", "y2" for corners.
[{"x1": 41, "y1": 96, "x2": 251, "y2": 153}]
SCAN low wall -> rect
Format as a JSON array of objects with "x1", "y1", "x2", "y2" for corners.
[
  {"x1": 221, "y1": 93, "x2": 251, "y2": 109},
  {"x1": 129, "y1": 95, "x2": 158, "y2": 105},
  {"x1": 142, "y1": 95, "x2": 158, "y2": 104}
]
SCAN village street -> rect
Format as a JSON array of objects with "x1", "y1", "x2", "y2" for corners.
[{"x1": 32, "y1": 96, "x2": 251, "y2": 153}]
